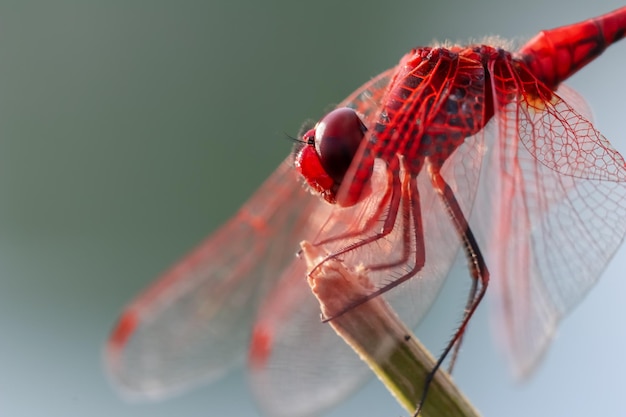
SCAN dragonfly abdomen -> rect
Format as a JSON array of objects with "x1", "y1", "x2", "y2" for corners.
[{"x1": 517, "y1": 6, "x2": 626, "y2": 89}]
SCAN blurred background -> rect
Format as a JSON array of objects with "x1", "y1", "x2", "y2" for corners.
[{"x1": 0, "y1": 1, "x2": 624, "y2": 416}]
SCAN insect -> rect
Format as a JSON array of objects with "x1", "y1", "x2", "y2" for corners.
[{"x1": 106, "y1": 7, "x2": 626, "y2": 417}]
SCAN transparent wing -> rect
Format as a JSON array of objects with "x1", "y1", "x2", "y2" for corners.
[
  {"x1": 106, "y1": 158, "x2": 323, "y2": 399},
  {"x1": 106, "y1": 69, "x2": 400, "y2": 415},
  {"x1": 343, "y1": 68, "x2": 396, "y2": 119},
  {"x1": 478, "y1": 59, "x2": 626, "y2": 376}
]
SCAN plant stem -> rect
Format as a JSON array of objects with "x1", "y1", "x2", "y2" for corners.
[{"x1": 302, "y1": 241, "x2": 480, "y2": 417}]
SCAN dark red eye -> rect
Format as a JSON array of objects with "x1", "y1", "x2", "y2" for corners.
[
  {"x1": 315, "y1": 107, "x2": 366, "y2": 183},
  {"x1": 294, "y1": 108, "x2": 366, "y2": 204}
]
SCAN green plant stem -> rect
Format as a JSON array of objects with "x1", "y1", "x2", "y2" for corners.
[{"x1": 302, "y1": 241, "x2": 481, "y2": 417}]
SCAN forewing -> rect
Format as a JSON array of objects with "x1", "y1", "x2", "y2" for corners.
[
  {"x1": 106, "y1": 158, "x2": 322, "y2": 399},
  {"x1": 480, "y1": 59, "x2": 626, "y2": 376}
]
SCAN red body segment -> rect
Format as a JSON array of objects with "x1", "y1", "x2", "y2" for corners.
[{"x1": 518, "y1": 7, "x2": 626, "y2": 89}]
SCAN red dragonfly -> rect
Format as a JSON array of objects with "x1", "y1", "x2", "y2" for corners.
[{"x1": 107, "y1": 7, "x2": 626, "y2": 417}]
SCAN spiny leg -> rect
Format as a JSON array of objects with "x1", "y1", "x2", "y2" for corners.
[
  {"x1": 413, "y1": 167, "x2": 489, "y2": 417},
  {"x1": 311, "y1": 156, "x2": 402, "y2": 278},
  {"x1": 369, "y1": 163, "x2": 413, "y2": 272},
  {"x1": 448, "y1": 269, "x2": 479, "y2": 372},
  {"x1": 322, "y1": 172, "x2": 425, "y2": 321},
  {"x1": 313, "y1": 156, "x2": 398, "y2": 248}
]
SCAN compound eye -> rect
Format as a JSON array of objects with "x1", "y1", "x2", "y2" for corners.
[{"x1": 314, "y1": 107, "x2": 366, "y2": 183}]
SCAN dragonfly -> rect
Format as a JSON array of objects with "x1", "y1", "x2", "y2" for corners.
[{"x1": 106, "y1": 7, "x2": 626, "y2": 417}]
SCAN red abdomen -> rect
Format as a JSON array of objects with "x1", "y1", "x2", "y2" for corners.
[{"x1": 518, "y1": 6, "x2": 626, "y2": 89}]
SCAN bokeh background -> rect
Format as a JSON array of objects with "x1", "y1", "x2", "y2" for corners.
[{"x1": 0, "y1": 1, "x2": 624, "y2": 416}]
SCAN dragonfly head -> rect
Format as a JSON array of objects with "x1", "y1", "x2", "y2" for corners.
[{"x1": 294, "y1": 107, "x2": 366, "y2": 205}]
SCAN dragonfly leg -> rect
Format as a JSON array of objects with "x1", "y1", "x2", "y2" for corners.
[
  {"x1": 322, "y1": 171, "x2": 426, "y2": 321},
  {"x1": 312, "y1": 156, "x2": 399, "y2": 248},
  {"x1": 311, "y1": 156, "x2": 403, "y2": 275},
  {"x1": 448, "y1": 271, "x2": 478, "y2": 373},
  {"x1": 413, "y1": 168, "x2": 490, "y2": 417},
  {"x1": 369, "y1": 161, "x2": 413, "y2": 272}
]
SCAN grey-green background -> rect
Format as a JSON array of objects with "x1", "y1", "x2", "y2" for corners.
[{"x1": 0, "y1": 1, "x2": 624, "y2": 416}]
